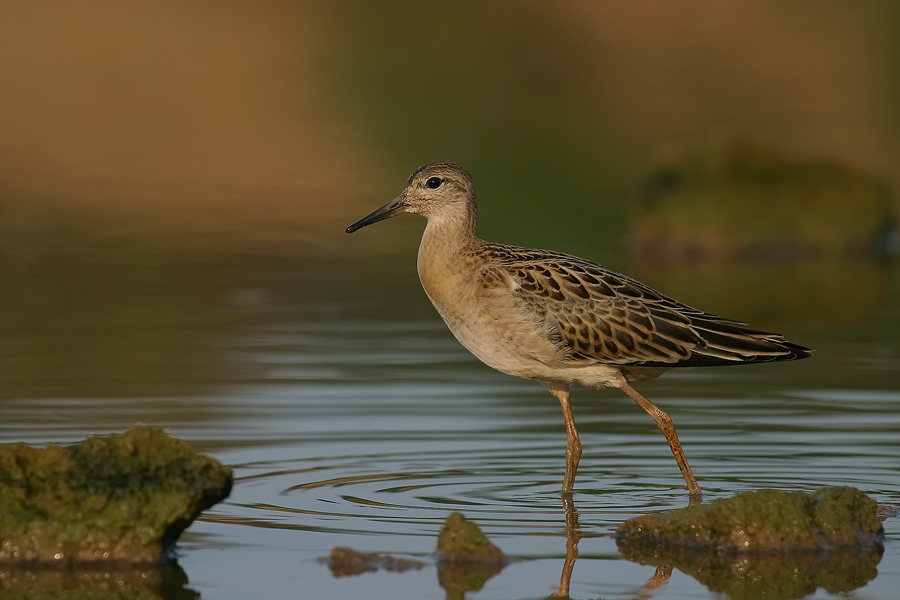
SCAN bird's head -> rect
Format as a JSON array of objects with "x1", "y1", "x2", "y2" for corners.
[{"x1": 346, "y1": 162, "x2": 476, "y2": 233}]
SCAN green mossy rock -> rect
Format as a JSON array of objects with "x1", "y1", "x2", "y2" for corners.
[
  {"x1": 0, "y1": 426, "x2": 232, "y2": 563},
  {"x1": 633, "y1": 142, "x2": 897, "y2": 260},
  {"x1": 436, "y1": 512, "x2": 507, "y2": 564},
  {"x1": 617, "y1": 488, "x2": 885, "y2": 599},
  {"x1": 435, "y1": 513, "x2": 507, "y2": 600},
  {"x1": 616, "y1": 486, "x2": 883, "y2": 553}
]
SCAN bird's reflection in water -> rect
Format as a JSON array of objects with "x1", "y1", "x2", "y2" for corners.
[
  {"x1": 551, "y1": 493, "x2": 582, "y2": 598},
  {"x1": 550, "y1": 493, "x2": 673, "y2": 600}
]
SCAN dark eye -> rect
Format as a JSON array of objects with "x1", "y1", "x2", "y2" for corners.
[{"x1": 425, "y1": 177, "x2": 443, "y2": 189}]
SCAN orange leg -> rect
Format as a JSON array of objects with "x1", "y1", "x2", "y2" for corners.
[
  {"x1": 616, "y1": 380, "x2": 702, "y2": 503},
  {"x1": 547, "y1": 384, "x2": 582, "y2": 496}
]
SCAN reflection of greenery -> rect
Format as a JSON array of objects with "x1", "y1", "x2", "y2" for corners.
[
  {"x1": 437, "y1": 562, "x2": 505, "y2": 600},
  {"x1": 0, "y1": 230, "x2": 264, "y2": 400},
  {"x1": 0, "y1": 217, "x2": 432, "y2": 402},
  {"x1": 0, "y1": 564, "x2": 198, "y2": 600},
  {"x1": 633, "y1": 142, "x2": 897, "y2": 260},
  {"x1": 0, "y1": 426, "x2": 232, "y2": 563},
  {"x1": 618, "y1": 546, "x2": 882, "y2": 600},
  {"x1": 627, "y1": 257, "x2": 891, "y2": 333},
  {"x1": 0, "y1": 248, "x2": 214, "y2": 398}
]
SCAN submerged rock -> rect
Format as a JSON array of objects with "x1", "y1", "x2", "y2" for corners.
[
  {"x1": 325, "y1": 547, "x2": 424, "y2": 577},
  {"x1": 616, "y1": 486, "x2": 884, "y2": 553},
  {"x1": 323, "y1": 514, "x2": 509, "y2": 600},
  {"x1": 0, "y1": 426, "x2": 233, "y2": 563}
]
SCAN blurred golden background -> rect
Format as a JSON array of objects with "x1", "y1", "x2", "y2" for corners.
[
  {"x1": 2, "y1": 1, "x2": 899, "y2": 398},
  {"x1": 1, "y1": 1, "x2": 897, "y2": 249}
]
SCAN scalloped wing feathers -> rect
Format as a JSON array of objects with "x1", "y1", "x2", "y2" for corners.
[{"x1": 482, "y1": 244, "x2": 811, "y2": 368}]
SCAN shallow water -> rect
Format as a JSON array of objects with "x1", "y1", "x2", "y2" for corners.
[{"x1": 1, "y1": 248, "x2": 899, "y2": 600}]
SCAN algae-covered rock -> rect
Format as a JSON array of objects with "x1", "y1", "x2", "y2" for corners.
[
  {"x1": 436, "y1": 512, "x2": 507, "y2": 564},
  {"x1": 436, "y1": 513, "x2": 508, "y2": 600},
  {"x1": 616, "y1": 486, "x2": 883, "y2": 553},
  {"x1": 0, "y1": 426, "x2": 233, "y2": 563},
  {"x1": 617, "y1": 487, "x2": 885, "y2": 599},
  {"x1": 633, "y1": 142, "x2": 898, "y2": 260}
]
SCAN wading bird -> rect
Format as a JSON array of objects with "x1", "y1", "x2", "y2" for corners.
[{"x1": 346, "y1": 162, "x2": 812, "y2": 501}]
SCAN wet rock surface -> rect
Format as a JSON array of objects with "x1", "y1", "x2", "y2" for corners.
[
  {"x1": 616, "y1": 487, "x2": 884, "y2": 553},
  {"x1": 436, "y1": 512, "x2": 508, "y2": 564},
  {"x1": 616, "y1": 487, "x2": 886, "y2": 599},
  {"x1": 0, "y1": 426, "x2": 233, "y2": 563}
]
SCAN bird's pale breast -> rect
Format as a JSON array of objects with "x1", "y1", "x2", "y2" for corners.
[{"x1": 417, "y1": 242, "x2": 577, "y2": 382}]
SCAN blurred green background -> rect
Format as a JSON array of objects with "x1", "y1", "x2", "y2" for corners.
[{"x1": 2, "y1": 0, "x2": 899, "y2": 400}]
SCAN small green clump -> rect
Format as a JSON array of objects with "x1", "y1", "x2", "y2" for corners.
[
  {"x1": 436, "y1": 512, "x2": 507, "y2": 564},
  {"x1": 436, "y1": 513, "x2": 508, "y2": 600},
  {"x1": 0, "y1": 425, "x2": 232, "y2": 563},
  {"x1": 616, "y1": 486, "x2": 883, "y2": 553}
]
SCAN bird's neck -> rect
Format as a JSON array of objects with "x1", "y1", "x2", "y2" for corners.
[
  {"x1": 419, "y1": 203, "x2": 479, "y2": 256},
  {"x1": 417, "y1": 204, "x2": 480, "y2": 288}
]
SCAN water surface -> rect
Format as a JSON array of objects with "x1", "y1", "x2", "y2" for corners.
[{"x1": 1, "y1": 247, "x2": 898, "y2": 600}]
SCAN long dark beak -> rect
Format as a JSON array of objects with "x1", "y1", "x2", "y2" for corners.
[{"x1": 345, "y1": 195, "x2": 409, "y2": 233}]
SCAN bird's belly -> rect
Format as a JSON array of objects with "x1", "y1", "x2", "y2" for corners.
[
  {"x1": 417, "y1": 250, "x2": 618, "y2": 385},
  {"x1": 421, "y1": 282, "x2": 563, "y2": 381},
  {"x1": 441, "y1": 311, "x2": 625, "y2": 388},
  {"x1": 422, "y1": 286, "x2": 628, "y2": 391},
  {"x1": 441, "y1": 310, "x2": 547, "y2": 377}
]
